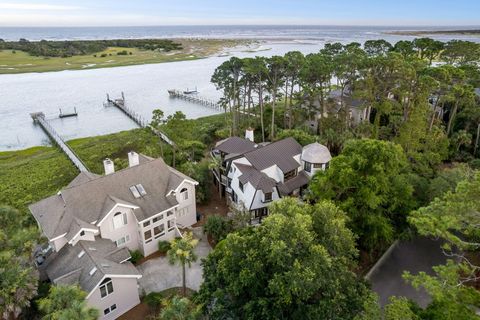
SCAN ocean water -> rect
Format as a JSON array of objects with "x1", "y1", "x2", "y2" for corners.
[{"x1": 1, "y1": 25, "x2": 479, "y2": 151}]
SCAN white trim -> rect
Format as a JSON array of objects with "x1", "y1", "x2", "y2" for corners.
[
  {"x1": 50, "y1": 233, "x2": 67, "y2": 241},
  {"x1": 86, "y1": 274, "x2": 142, "y2": 299},
  {"x1": 96, "y1": 203, "x2": 139, "y2": 227},
  {"x1": 67, "y1": 227, "x2": 99, "y2": 244},
  {"x1": 136, "y1": 204, "x2": 179, "y2": 224}
]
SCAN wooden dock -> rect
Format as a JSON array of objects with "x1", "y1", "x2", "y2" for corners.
[
  {"x1": 104, "y1": 92, "x2": 148, "y2": 128},
  {"x1": 30, "y1": 112, "x2": 89, "y2": 172},
  {"x1": 168, "y1": 89, "x2": 222, "y2": 111},
  {"x1": 105, "y1": 93, "x2": 175, "y2": 147}
]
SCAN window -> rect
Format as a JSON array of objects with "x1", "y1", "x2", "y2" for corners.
[
  {"x1": 143, "y1": 220, "x2": 150, "y2": 228},
  {"x1": 239, "y1": 181, "x2": 244, "y2": 192},
  {"x1": 180, "y1": 188, "x2": 188, "y2": 200},
  {"x1": 304, "y1": 161, "x2": 312, "y2": 173},
  {"x1": 77, "y1": 250, "x2": 85, "y2": 258},
  {"x1": 115, "y1": 235, "x2": 130, "y2": 247},
  {"x1": 167, "y1": 211, "x2": 174, "y2": 217},
  {"x1": 144, "y1": 230, "x2": 152, "y2": 242},
  {"x1": 154, "y1": 224, "x2": 165, "y2": 238},
  {"x1": 99, "y1": 278, "x2": 114, "y2": 298},
  {"x1": 284, "y1": 169, "x2": 297, "y2": 181},
  {"x1": 80, "y1": 230, "x2": 85, "y2": 236},
  {"x1": 227, "y1": 178, "x2": 232, "y2": 188},
  {"x1": 103, "y1": 304, "x2": 117, "y2": 315},
  {"x1": 168, "y1": 220, "x2": 175, "y2": 231},
  {"x1": 153, "y1": 215, "x2": 163, "y2": 223},
  {"x1": 264, "y1": 192, "x2": 272, "y2": 202},
  {"x1": 178, "y1": 207, "x2": 189, "y2": 217},
  {"x1": 313, "y1": 163, "x2": 323, "y2": 169},
  {"x1": 113, "y1": 212, "x2": 127, "y2": 229}
]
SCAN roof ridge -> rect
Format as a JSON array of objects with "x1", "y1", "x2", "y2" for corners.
[
  {"x1": 52, "y1": 267, "x2": 83, "y2": 283},
  {"x1": 62, "y1": 157, "x2": 164, "y2": 191}
]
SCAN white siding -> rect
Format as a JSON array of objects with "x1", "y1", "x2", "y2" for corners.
[
  {"x1": 174, "y1": 181, "x2": 197, "y2": 228},
  {"x1": 87, "y1": 277, "x2": 140, "y2": 320},
  {"x1": 98, "y1": 206, "x2": 140, "y2": 252},
  {"x1": 250, "y1": 187, "x2": 280, "y2": 211}
]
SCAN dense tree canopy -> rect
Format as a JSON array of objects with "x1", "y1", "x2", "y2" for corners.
[
  {"x1": 38, "y1": 285, "x2": 98, "y2": 320},
  {"x1": 307, "y1": 139, "x2": 414, "y2": 251},
  {"x1": 198, "y1": 198, "x2": 371, "y2": 319}
]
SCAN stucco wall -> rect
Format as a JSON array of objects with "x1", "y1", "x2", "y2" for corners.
[
  {"x1": 87, "y1": 277, "x2": 140, "y2": 320},
  {"x1": 98, "y1": 206, "x2": 140, "y2": 252}
]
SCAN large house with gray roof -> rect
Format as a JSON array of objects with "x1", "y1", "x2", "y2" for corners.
[
  {"x1": 212, "y1": 134, "x2": 331, "y2": 223},
  {"x1": 29, "y1": 152, "x2": 198, "y2": 319}
]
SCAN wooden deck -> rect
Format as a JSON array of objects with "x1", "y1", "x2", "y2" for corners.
[{"x1": 168, "y1": 89, "x2": 223, "y2": 111}]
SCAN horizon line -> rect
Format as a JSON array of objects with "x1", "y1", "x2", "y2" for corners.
[{"x1": 1, "y1": 24, "x2": 480, "y2": 28}]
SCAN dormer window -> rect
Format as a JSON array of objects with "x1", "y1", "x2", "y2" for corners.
[
  {"x1": 113, "y1": 212, "x2": 127, "y2": 229},
  {"x1": 239, "y1": 181, "x2": 244, "y2": 192},
  {"x1": 284, "y1": 169, "x2": 297, "y2": 181},
  {"x1": 80, "y1": 230, "x2": 85, "y2": 236}
]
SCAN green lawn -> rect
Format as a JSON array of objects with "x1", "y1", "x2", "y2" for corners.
[
  {"x1": 0, "y1": 112, "x2": 227, "y2": 213},
  {"x1": 0, "y1": 39, "x2": 246, "y2": 74}
]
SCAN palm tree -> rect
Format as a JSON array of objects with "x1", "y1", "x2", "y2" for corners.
[
  {"x1": 38, "y1": 285, "x2": 98, "y2": 320},
  {"x1": 167, "y1": 232, "x2": 198, "y2": 297}
]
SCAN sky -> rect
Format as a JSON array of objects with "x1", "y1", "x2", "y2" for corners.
[{"x1": 0, "y1": 0, "x2": 479, "y2": 27}]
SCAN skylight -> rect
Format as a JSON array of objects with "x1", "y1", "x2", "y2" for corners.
[
  {"x1": 129, "y1": 185, "x2": 141, "y2": 198},
  {"x1": 77, "y1": 250, "x2": 85, "y2": 258},
  {"x1": 136, "y1": 184, "x2": 147, "y2": 196},
  {"x1": 89, "y1": 267, "x2": 97, "y2": 276}
]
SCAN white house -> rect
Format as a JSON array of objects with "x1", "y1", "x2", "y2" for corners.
[
  {"x1": 29, "y1": 152, "x2": 198, "y2": 319},
  {"x1": 217, "y1": 137, "x2": 331, "y2": 223}
]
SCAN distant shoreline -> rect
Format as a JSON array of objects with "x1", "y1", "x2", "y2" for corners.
[{"x1": 386, "y1": 29, "x2": 480, "y2": 36}]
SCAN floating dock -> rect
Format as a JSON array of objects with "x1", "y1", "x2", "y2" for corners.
[
  {"x1": 105, "y1": 93, "x2": 175, "y2": 147},
  {"x1": 59, "y1": 107, "x2": 78, "y2": 118},
  {"x1": 168, "y1": 89, "x2": 222, "y2": 111},
  {"x1": 30, "y1": 112, "x2": 89, "y2": 172}
]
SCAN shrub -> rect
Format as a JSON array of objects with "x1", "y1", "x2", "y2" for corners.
[
  {"x1": 129, "y1": 51, "x2": 133, "y2": 55},
  {"x1": 93, "y1": 54, "x2": 97, "y2": 57},
  {"x1": 129, "y1": 250, "x2": 143, "y2": 264},
  {"x1": 144, "y1": 292, "x2": 163, "y2": 310},
  {"x1": 158, "y1": 240, "x2": 171, "y2": 253},
  {"x1": 203, "y1": 215, "x2": 233, "y2": 244},
  {"x1": 117, "y1": 50, "x2": 128, "y2": 56},
  {"x1": 100, "y1": 53, "x2": 107, "y2": 57}
]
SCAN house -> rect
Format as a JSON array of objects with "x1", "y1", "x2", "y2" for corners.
[
  {"x1": 211, "y1": 133, "x2": 258, "y2": 198},
  {"x1": 29, "y1": 152, "x2": 198, "y2": 319},
  {"x1": 212, "y1": 134, "x2": 331, "y2": 224}
]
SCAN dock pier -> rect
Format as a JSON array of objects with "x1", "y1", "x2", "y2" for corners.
[
  {"x1": 104, "y1": 92, "x2": 148, "y2": 128},
  {"x1": 30, "y1": 112, "x2": 89, "y2": 172},
  {"x1": 168, "y1": 89, "x2": 223, "y2": 111},
  {"x1": 105, "y1": 93, "x2": 175, "y2": 147}
]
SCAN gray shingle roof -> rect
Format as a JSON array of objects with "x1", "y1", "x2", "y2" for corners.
[
  {"x1": 66, "y1": 171, "x2": 101, "y2": 188},
  {"x1": 243, "y1": 137, "x2": 302, "y2": 173},
  {"x1": 46, "y1": 238, "x2": 139, "y2": 294},
  {"x1": 277, "y1": 171, "x2": 310, "y2": 196},
  {"x1": 30, "y1": 156, "x2": 195, "y2": 240},
  {"x1": 215, "y1": 137, "x2": 257, "y2": 154},
  {"x1": 236, "y1": 163, "x2": 277, "y2": 193}
]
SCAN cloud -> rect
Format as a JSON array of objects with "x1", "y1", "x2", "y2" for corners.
[{"x1": 0, "y1": 3, "x2": 83, "y2": 10}]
